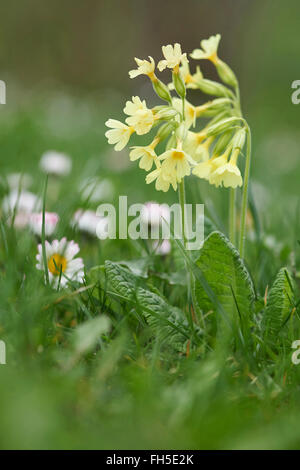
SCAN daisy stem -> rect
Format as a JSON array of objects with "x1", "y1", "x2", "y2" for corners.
[
  {"x1": 42, "y1": 175, "x2": 50, "y2": 286},
  {"x1": 229, "y1": 188, "x2": 236, "y2": 246},
  {"x1": 239, "y1": 124, "x2": 252, "y2": 259}
]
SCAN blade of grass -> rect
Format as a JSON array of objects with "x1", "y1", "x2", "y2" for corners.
[{"x1": 42, "y1": 175, "x2": 49, "y2": 285}]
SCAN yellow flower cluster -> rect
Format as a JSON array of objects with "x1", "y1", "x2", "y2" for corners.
[{"x1": 105, "y1": 35, "x2": 247, "y2": 192}]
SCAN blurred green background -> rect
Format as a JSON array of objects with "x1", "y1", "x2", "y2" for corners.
[
  {"x1": 0, "y1": 0, "x2": 300, "y2": 450},
  {"x1": 1, "y1": 0, "x2": 299, "y2": 206}
]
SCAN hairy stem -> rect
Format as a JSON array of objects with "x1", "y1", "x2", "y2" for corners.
[
  {"x1": 239, "y1": 124, "x2": 252, "y2": 258},
  {"x1": 178, "y1": 178, "x2": 186, "y2": 246},
  {"x1": 229, "y1": 188, "x2": 236, "y2": 245}
]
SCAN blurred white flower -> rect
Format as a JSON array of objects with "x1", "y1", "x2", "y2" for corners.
[
  {"x1": 80, "y1": 177, "x2": 114, "y2": 203},
  {"x1": 2, "y1": 190, "x2": 42, "y2": 214},
  {"x1": 153, "y1": 239, "x2": 171, "y2": 255},
  {"x1": 12, "y1": 212, "x2": 31, "y2": 230},
  {"x1": 4, "y1": 173, "x2": 33, "y2": 190},
  {"x1": 29, "y1": 212, "x2": 59, "y2": 237},
  {"x1": 72, "y1": 209, "x2": 108, "y2": 238},
  {"x1": 40, "y1": 151, "x2": 72, "y2": 176},
  {"x1": 141, "y1": 202, "x2": 170, "y2": 227},
  {"x1": 36, "y1": 237, "x2": 84, "y2": 287}
]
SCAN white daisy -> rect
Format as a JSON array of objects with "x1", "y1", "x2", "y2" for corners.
[
  {"x1": 141, "y1": 202, "x2": 170, "y2": 227},
  {"x1": 72, "y1": 209, "x2": 108, "y2": 238},
  {"x1": 152, "y1": 239, "x2": 171, "y2": 255},
  {"x1": 29, "y1": 212, "x2": 59, "y2": 237},
  {"x1": 12, "y1": 212, "x2": 31, "y2": 230},
  {"x1": 40, "y1": 151, "x2": 72, "y2": 176},
  {"x1": 2, "y1": 190, "x2": 42, "y2": 214},
  {"x1": 36, "y1": 238, "x2": 84, "y2": 287},
  {"x1": 4, "y1": 173, "x2": 33, "y2": 190}
]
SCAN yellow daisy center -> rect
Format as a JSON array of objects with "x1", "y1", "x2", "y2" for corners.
[{"x1": 48, "y1": 253, "x2": 67, "y2": 276}]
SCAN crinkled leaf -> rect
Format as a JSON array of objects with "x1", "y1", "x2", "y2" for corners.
[
  {"x1": 136, "y1": 287, "x2": 192, "y2": 351},
  {"x1": 264, "y1": 267, "x2": 294, "y2": 341},
  {"x1": 194, "y1": 231, "x2": 255, "y2": 330},
  {"x1": 105, "y1": 260, "x2": 138, "y2": 300}
]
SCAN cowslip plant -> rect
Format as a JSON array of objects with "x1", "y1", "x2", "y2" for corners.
[{"x1": 105, "y1": 34, "x2": 251, "y2": 258}]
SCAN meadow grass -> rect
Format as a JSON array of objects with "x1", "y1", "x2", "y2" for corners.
[{"x1": 0, "y1": 94, "x2": 300, "y2": 450}]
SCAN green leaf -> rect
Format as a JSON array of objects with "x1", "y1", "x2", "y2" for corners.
[
  {"x1": 194, "y1": 231, "x2": 255, "y2": 331},
  {"x1": 136, "y1": 287, "x2": 192, "y2": 351},
  {"x1": 264, "y1": 267, "x2": 294, "y2": 341},
  {"x1": 73, "y1": 316, "x2": 111, "y2": 355},
  {"x1": 105, "y1": 260, "x2": 138, "y2": 300},
  {"x1": 117, "y1": 258, "x2": 151, "y2": 278}
]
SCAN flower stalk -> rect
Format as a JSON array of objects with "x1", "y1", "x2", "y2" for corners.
[{"x1": 239, "y1": 124, "x2": 252, "y2": 259}]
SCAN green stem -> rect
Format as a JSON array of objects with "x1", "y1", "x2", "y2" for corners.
[
  {"x1": 42, "y1": 175, "x2": 49, "y2": 285},
  {"x1": 182, "y1": 96, "x2": 185, "y2": 122},
  {"x1": 234, "y1": 84, "x2": 242, "y2": 117},
  {"x1": 178, "y1": 179, "x2": 186, "y2": 246},
  {"x1": 239, "y1": 124, "x2": 251, "y2": 259},
  {"x1": 229, "y1": 188, "x2": 236, "y2": 245}
]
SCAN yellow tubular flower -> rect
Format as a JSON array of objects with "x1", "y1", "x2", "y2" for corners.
[
  {"x1": 192, "y1": 146, "x2": 230, "y2": 180},
  {"x1": 169, "y1": 59, "x2": 203, "y2": 90},
  {"x1": 158, "y1": 43, "x2": 187, "y2": 72},
  {"x1": 190, "y1": 34, "x2": 221, "y2": 65},
  {"x1": 184, "y1": 134, "x2": 214, "y2": 162},
  {"x1": 172, "y1": 98, "x2": 197, "y2": 129},
  {"x1": 124, "y1": 96, "x2": 154, "y2": 135},
  {"x1": 192, "y1": 157, "x2": 218, "y2": 180},
  {"x1": 146, "y1": 165, "x2": 176, "y2": 192},
  {"x1": 159, "y1": 145, "x2": 195, "y2": 182},
  {"x1": 105, "y1": 119, "x2": 134, "y2": 151},
  {"x1": 209, "y1": 148, "x2": 242, "y2": 188},
  {"x1": 129, "y1": 56, "x2": 156, "y2": 81},
  {"x1": 129, "y1": 138, "x2": 160, "y2": 172}
]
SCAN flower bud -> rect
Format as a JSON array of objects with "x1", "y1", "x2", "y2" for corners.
[
  {"x1": 193, "y1": 78, "x2": 232, "y2": 97},
  {"x1": 200, "y1": 117, "x2": 242, "y2": 138},
  {"x1": 152, "y1": 78, "x2": 172, "y2": 103},
  {"x1": 215, "y1": 59, "x2": 238, "y2": 88},
  {"x1": 156, "y1": 121, "x2": 177, "y2": 141},
  {"x1": 172, "y1": 70, "x2": 186, "y2": 99},
  {"x1": 197, "y1": 98, "x2": 232, "y2": 117},
  {"x1": 213, "y1": 131, "x2": 233, "y2": 155},
  {"x1": 153, "y1": 106, "x2": 179, "y2": 120},
  {"x1": 232, "y1": 127, "x2": 246, "y2": 151},
  {"x1": 175, "y1": 122, "x2": 188, "y2": 142},
  {"x1": 166, "y1": 134, "x2": 177, "y2": 150}
]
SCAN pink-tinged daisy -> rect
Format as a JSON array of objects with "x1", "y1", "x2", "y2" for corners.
[
  {"x1": 36, "y1": 238, "x2": 84, "y2": 287},
  {"x1": 152, "y1": 239, "x2": 171, "y2": 255},
  {"x1": 29, "y1": 212, "x2": 59, "y2": 237},
  {"x1": 141, "y1": 202, "x2": 170, "y2": 227}
]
